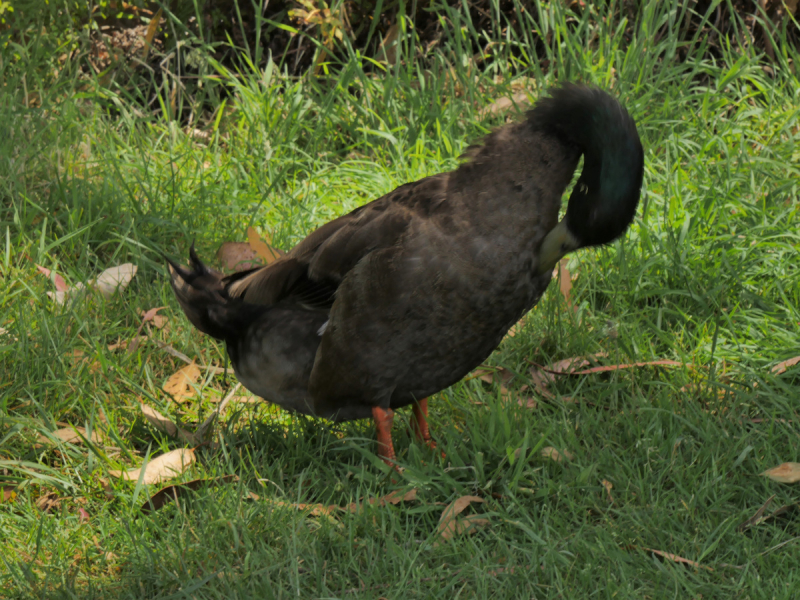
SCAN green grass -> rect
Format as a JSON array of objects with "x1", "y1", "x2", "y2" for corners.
[{"x1": 2, "y1": 1, "x2": 800, "y2": 598}]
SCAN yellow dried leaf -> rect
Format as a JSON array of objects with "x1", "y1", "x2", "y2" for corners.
[
  {"x1": 109, "y1": 448, "x2": 195, "y2": 485},
  {"x1": 246, "y1": 227, "x2": 283, "y2": 265},
  {"x1": 761, "y1": 462, "x2": 800, "y2": 484},
  {"x1": 162, "y1": 363, "x2": 201, "y2": 401},
  {"x1": 437, "y1": 495, "x2": 485, "y2": 540},
  {"x1": 541, "y1": 446, "x2": 573, "y2": 463}
]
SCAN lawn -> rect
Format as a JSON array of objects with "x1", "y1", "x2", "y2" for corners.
[{"x1": 1, "y1": 1, "x2": 799, "y2": 598}]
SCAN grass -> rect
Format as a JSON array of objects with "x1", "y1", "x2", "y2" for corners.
[{"x1": 1, "y1": 0, "x2": 800, "y2": 597}]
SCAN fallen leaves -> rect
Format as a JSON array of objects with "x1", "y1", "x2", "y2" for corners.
[
  {"x1": 162, "y1": 363, "x2": 202, "y2": 402},
  {"x1": 738, "y1": 495, "x2": 798, "y2": 532},
  {"x1": 92, "y1": 264, "x2": 137, "y2": 298},
  {"x1": 246, "y1": 226, "x2": 284, "y2": 265},
  {"x1": 540, "y1": 446, "x2": 573, "y2": 464},
  {"x1": 558, "y1": 258, "x2": 575, "y2": 312},
  {"x1": 37, "y1": 425, "x2": 104, "y2": 447},
  {"x1": 761, "y1": 462, "x2": 800, "y2": 484},
  {"x1": 215, "y1": 227, "x2": 285, "y2": 272},
  {"x1": 140, "y1": 474, "x2": 239, "y2": 514},
  {"x1": 109, "y1": 448, "x2": 195, "y2": 485},
  {"x1": 37, "y1": 263, "x2": 137, "y2": 304},
  {"x1": 771, "y1": 355, "x2": 800, "y2": 375},
  {"x1": 638, "y1": 547, "x2": 713, "y2": 571},
  {"x1": 437, "y1": 495, "x2": 489, "y2": 543},
  {"x1": 216, "y1": 242, "x2": 261, "y2": 272},
  {"x1": 480, "y1": 91, "x2": 530, "y2": 118},
  {"x1": 140, "y1": 403, "x2": 201, "y2": 445}
]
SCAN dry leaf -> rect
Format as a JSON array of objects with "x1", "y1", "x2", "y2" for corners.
[
  {"x1": 140, "y1": 475, "x2": 239, "y2": 514},
  {"x1": 35, "y1": 491, "x2": 61, "y2": 512},
  {"x1": 639, "y1": 547, "x2": 713, "y2": 571},
  {"x1": 91, "y1": 264, "x2": 137, "y2": 298},
  {"x1": 37, "y1": 426, "x2": 104, "y2": 446},
  {"x1": 379, "y1": 21, "x2": 401, "y2": 65},
  {"x1": 545, "y1": 352, "x2": 609, "y2": 379},
  {"x1": 772, "y1": 356, "x2": 800, "y2": 375},
  {"x1": 541, "y1": 446, "x2": 573, "y2": 463},
  {"x1": 505, "y1": 318, "x2": 525, "y2": 338},
  {"x1": 36, "y1": 264, "x2": 69, "y2": 292},
  {"x1": 558, "y1": 258, "x2": 574, "y2": 310},
  {"x1": 527, "y1": 366, "x2": 556, "y2": 400},
  {"x1": 246, "y1": 227, "x2": 283, "y2": 265},
  {"x1": 437, "y1": 495, "x2": 486, "y2": 541},
  {"x1": 601, "y1": 479, "x2": 614, "y2": 503},
  {"x1": 1, "y1": 485, "x2": 17, "y2": 504},
  {"x1": 109, "y1": 448, "x2": 195, "y2": 485},
  {"x1": 738, "y1": 495, "x2": 776, "y2": 532},
  {"x1": 216, "y1": 241, "x2": 261, "y2": 272},
  {"x1": 480, "y1": 91, "x2": 530, "y2": 118},
  {"x1": 140, "y1": 403, "x2": 200, "y2": 445},
  {"x1": 141, "y1": 7, "x2": 163, "y2": 62},
  {"x1": 537, "y1": 358, "x2": 685, "y2": 378},
  {"x1": 761, "y1": 462, "x2": 800, "y2": 484},
  {"x1": 108, "y1": 335, "x2": 149, "y2": 351},
  {"x1": 139, "y1": 307, "x2": 168, "y2": 329},
  {"x1": 162, "y1": 363, "x2": 201, "y2": 401},
  {"x1": 343, "y1": 488, "x2": 418, "y2": 513}
]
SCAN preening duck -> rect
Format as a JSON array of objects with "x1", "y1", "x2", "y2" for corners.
[{"x1": 167, "y1": 83, "x2": 644, "y2": 467}]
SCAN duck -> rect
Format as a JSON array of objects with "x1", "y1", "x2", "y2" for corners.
[{"x1": 167, "y1": 83, "x2": 644, "y2": 467}]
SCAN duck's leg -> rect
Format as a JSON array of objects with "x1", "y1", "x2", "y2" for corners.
[
  {"x1": 411, "y1": 398, "x2": 437, "y2": 450},
  {"x1": 371, "y1": 406, "x2": 397, "y2": 467}
]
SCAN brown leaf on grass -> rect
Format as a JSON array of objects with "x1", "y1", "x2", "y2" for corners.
[
  {"x1": 139, "y1": 307, "x2": 168, "y2": 329},
  {"x1": 545, "y1": 352, "x2": 609, "y2": 379},
  {"x1": 343, "y1": 488, "x2": 419, "y2": 513},
  {"x1": 247, "y1": 227, "x2": 284, "y2": 265},
  {"x1": 541, "y1": 447, "x2": 573, "y2": 463},
  {"x1": 480, "y1": 91, "x2": 530, "y2": 118},
  {"x1": 141, "y1": 7, "x2": 163, "y2": 62},
  {"x1": 761, "y1": 462, "x2": 800, "y2": 484},
  {"x1": 216, "y1": 242, "x2": 262, "y2": 272},
  {"x1": 91, "y1": 264, "x2": 137, "y2": 298},
  {"x1": 109, "y1": 448, "x2": 195, "y2": 485},
  {"x1": 601, "y1": 479, "x2": 614, "y2": 503},
  {"x1": 637, "y1": 547, "x2": 713, "y2": 571},
  {"x1": 738, "y1": 495, "x2": 776, "y2": 532},
  {"x1": 437, "y1": 496, "x2": 488, "y2": 541},
  {"x1": 139, "y1": 403, "x2": 200, "y2": 445},
  {"x1": 772, "y1": 356, "x2": 800, "y2": 375},
  {"x1": 379, "y1": 21, "x2": 401, "y2": 65},
  {"x1": 536, "y1": 358, "x2": 685, "y2": 378},
  {"x1": 36, "y1": 264, "x2": 69, "y2": 292},
  {"x1": 558, "y1": 258, "x2": 574, "y2": 310},
  {"x1": 108, "y1": 336, "x2": 149, "y2": 351},
  {"x1": 140, "y1": 474, "x2": 239, "y2": 514},
  {"x1": 504, "y1": 318, "x2": 526, "y2": 339},
  {"x1": 527, "y1": 366, "x2": 556, "y2": 400},
  {"x1": 468, "y1": 365, "x2": 513, "y2": 386},
  {"x1": 35, "y1": 491, "x2": 61, "y2": 512},
  {"x1": 1, "y1": 485, "x2": 17, "y2": 504},
  {"x1": 162, "y1": 363, "x2": 201, "y2": 402},
  {"x1": 37, "y1": 425, "x2": 104, "y2": 446}
]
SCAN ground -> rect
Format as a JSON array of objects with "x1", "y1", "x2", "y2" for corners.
[{"x1": 1, "y1": 1, "x2": 799, "y2": 598}]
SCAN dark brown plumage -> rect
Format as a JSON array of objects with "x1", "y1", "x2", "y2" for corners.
[{"x1": 167, "y1": 83, "x2": 644, "y2": 467}]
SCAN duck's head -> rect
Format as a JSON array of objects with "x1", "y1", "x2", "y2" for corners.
[{"x1": 534, "y1": 86, "x2": 644, "y2": 276}]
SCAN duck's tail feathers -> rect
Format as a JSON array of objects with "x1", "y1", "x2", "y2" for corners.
[{"x1": 166, "y1": 244, "x2": 247, "y2": 341}]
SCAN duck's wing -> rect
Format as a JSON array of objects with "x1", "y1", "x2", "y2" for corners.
[{"x1": 225, "y1": 175, "x2": 447, "y2": 310}]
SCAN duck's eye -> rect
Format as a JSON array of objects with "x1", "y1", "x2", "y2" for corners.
[{"x1": 560, "y1": 242, "x2": 568, "y2": 251}]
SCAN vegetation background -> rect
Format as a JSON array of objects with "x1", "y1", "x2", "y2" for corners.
[{"x1": 1, "y1": 0, "x2": 799, "y2": 597}]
